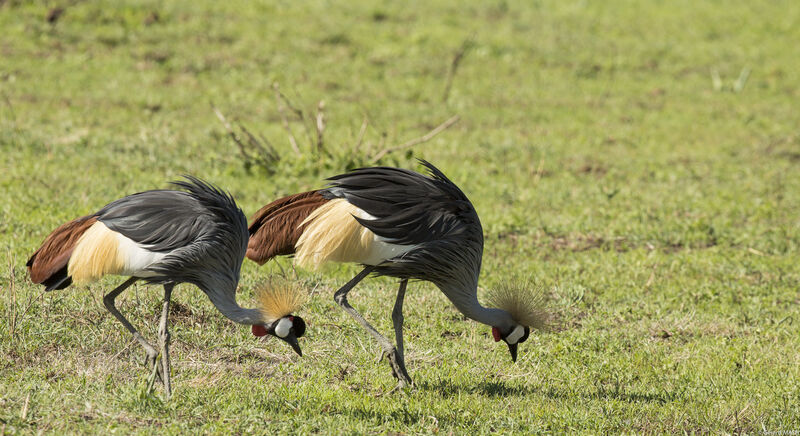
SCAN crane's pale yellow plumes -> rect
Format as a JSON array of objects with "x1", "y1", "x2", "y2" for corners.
[
  {"x1": 68, "y1": 221, "x2": 125, "y2": 283},
  {"x1": 295, "y1": 198, "x2": 375, "y2": 269},
  {"x1": 255, "y1": 279, "x2": 307, "y2": 322},
  {"x1": 486, "y1": 281, "x2": 549, "y2": 331}
]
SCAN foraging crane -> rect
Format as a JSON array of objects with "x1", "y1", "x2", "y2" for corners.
[
  {"x1": 247, "y1": 160, "x2": 546, "y2": 388},
  {"x1": 26, "y1": 177, "x2": 306, "y2": 397}
]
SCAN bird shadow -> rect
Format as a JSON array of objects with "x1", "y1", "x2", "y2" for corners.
[
  {"x1": 418, "y1": 378, "x2": 532, "y2": 398},
  {"x1": 322, "y1": 380, "x2": 683, "y2": 429},
  {"x1": 418, "y1": 378, "x2": 683, "y2": 404}
]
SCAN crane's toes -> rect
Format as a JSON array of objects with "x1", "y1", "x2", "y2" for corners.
[
  {"x1": 376, "y1": 380, "x2": 413, "y2": 397},
  {"x1": 144, "y1": 351, "x2": 164, "y2": 385}
]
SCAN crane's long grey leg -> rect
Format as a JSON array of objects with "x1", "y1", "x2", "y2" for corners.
[
  {"x1": 157, "y1": 284, "x2": 174, "y2": 397},
  {"x1": 102, "y1": 278, "x2": 163, "y2": 385},
  {"x1": 390, "y1": 279, "x2": 412, "y2": 385},
  {"x1": 333, "y1": 266, "x2": 411, "y2": 388}
]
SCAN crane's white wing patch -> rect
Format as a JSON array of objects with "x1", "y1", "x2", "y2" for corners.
[
  {"x1": 114, "y1": 231, "x2": 168, "y2": 277},
  {"x1": 294, "y1": 198, "x2": 415, "y2": 269},
  {"x1": 68, "y1": 221, "x2": 168, "y2": 282}
]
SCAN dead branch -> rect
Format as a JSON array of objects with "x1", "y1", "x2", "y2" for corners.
[
  {"x1": 273, "y1": 83, "x2": 301, "y2": 156},
  {"x1": 315, "y1": 100, "x2": 327, "y2": 156},
  {"x1": 212, "y1": 103, "x2": 279, "y2": 169},
  {"x1": 443, "y1": 36, "x2": 475, "y2": 103},
  {"x1": 370, "y1": 115, "x2": 460, "y2": 163},
  {"x1": 212, "y1": 104, "x2": 251, "y2": 158},
  {"x1": 354, "y1": 115, "x2": 368, "y2": 153},
  {"x1": 1, "y1": 90, "x2": 16, "y2": 122},
  {"x1": 273, "y1": 83, "x2": 315, "y2": 149},
  {"x1": 240, "y1": 124, "x2": 279, "y2": 163}
]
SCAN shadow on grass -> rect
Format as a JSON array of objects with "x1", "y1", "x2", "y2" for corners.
[
  {"x1": 331, "y1": 404, "x2": 462, "y2": 428},
  {"x1": 418, "y1": 379, "x2": 531, "y2": 398},
  {"x1": 419, "y1": 378, "x2": 684, "y2": 404}
]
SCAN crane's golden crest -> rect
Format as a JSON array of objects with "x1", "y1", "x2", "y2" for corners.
[
  {"x1": 294, "y1": 198, "x2": 375, "y2": 269},
  {"x1": 486, "y1": 282, "x2": 549, "y2": 331},
  {"x1": 68, "y1": 221, "x2": 126, "y2": 283},
  {"x1": 255, "y1": 279, "x2": 307, "y2": 322}
]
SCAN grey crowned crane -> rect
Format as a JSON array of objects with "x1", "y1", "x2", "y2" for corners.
[
  {"x1": 26, "y1": 177, "x2": 306, "y2": 397},
  {"x1": 247, "y1": 160, "x2": 546, "y2": 388}
]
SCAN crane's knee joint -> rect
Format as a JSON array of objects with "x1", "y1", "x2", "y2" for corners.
[
  {"x1": 392, "y1": 310, "x2": 403, "y2": 323},
  {"x1": 103, "y1": 295, "x2": 116, "y2": 311}
]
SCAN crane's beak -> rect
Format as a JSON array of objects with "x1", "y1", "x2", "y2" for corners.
[
  {"x1": 281, "y1": 334, "x2": 303, "y2": 357},
  {"x1": 507, "y1": 342, "x2": 518, "y2": 363}
]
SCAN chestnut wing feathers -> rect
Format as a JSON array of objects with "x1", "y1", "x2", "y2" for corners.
[
  {"x1": 26, "y1": 216, "x2": 98, "y2": 290},
  {"x1": 246, "y1": 191, "x2": 327, "y2": 264}
]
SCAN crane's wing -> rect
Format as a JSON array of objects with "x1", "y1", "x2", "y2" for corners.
[
  {"x1": 95, "y1": 177, "x2": 245, "y2": 253},
  {"x1": 321, "y1": 160, "x2": 484, "y2": 290},
  {"x1": 27, "y1": 177, "x2": 247, "y2": 290},
  {"x1": 96, "y1": 190, "x2": 214, "y2": 252},
  {"x1": 323, "y1": 160, "x2": 482, "y2": 247}
]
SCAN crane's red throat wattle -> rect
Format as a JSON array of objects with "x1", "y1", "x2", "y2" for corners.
[
  {"x1": 252, "y1": 324, "x2": 267, "y2": 337},
  {"x1": 491, "y1": 327, "x2": 501, "y2": 342}
]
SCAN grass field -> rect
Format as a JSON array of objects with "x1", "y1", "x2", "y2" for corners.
[{"x1": 2, "y1": 0, "x2": 799, "y2": 433}]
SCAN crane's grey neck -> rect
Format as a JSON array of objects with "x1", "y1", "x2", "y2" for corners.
[
  {"x1": 440, "y1": 284, "x2": 515, "y2": 332},
  {"x1": 200, "y1": 283, "x2": 263, "y2": 325}
]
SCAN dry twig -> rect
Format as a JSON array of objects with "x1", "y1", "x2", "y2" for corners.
[
  {"x1": 443, "y1": 36, "x2": 475, "y2": 103},
  {"x1": 273, "y1": 84, "x2": 315, "y2": 149},
  {"x1": 1, "y1": 90, "x2": 16, "y2": 122},
  {"x1": 20, "y1": 393, "x2": 30, "y2": 421},
  {"x1": 273, "y1": 83, "x2": 301, "y2": 156},
  {"x1": 315, "y1": 100, "x2": 328, "y2": 156},
  {"x1": 354, "y1": 116, "x2": 368, "y2": 153},
  {"x1": 370, "y1": 115, "x2": 460, "y2": 163},
  {"x1": 211, "y1": 103, "x2": 279, "y2": 170}
]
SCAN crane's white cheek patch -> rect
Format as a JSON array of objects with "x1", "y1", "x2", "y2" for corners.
[
  {"x1": 506, "y1": 325, "x2": 525, "y2": 344},
  {"x1": 275, "y1": 318, "x2": 292, "y2": 338}
]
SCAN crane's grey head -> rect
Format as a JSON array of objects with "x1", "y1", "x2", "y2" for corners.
[
  {"x1": 486, "y1": 281, "x2": 549, "y2": 363},
  {"x1": 252, "y1": 315, "x2": 306, "y2": 356}
]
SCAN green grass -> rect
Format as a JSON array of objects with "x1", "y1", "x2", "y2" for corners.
[{"x1": 2, "y1": 0, "x2": 799, "y2": 433}]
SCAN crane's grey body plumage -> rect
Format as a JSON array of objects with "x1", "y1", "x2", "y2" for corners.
[
  {"x1": 93, "y1": 177, "x2": 259, "y2": 323},
  {"x1": 322, "y1": 161, "x2": 515, "y2": 332},
  {"x1": 246, "y1": 160, "x2": 528, "y2": 388},
  {"x1": 27, "y1": 176, "x2": 270, "y2": 397}
]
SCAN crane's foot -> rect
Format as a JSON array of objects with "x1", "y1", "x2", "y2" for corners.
[
  {"x1": 158, "y1": 327, "x2": 172, "y2": 398},
  {"x1": 143, "y1": 346, "x2": 165, "y2": 394},
  {"x1": 376, "y1": 378, "x2": 414, "y2": 397},
  {"x1": 384, "y1": 348, "x2": 413, "y2": 388}
]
